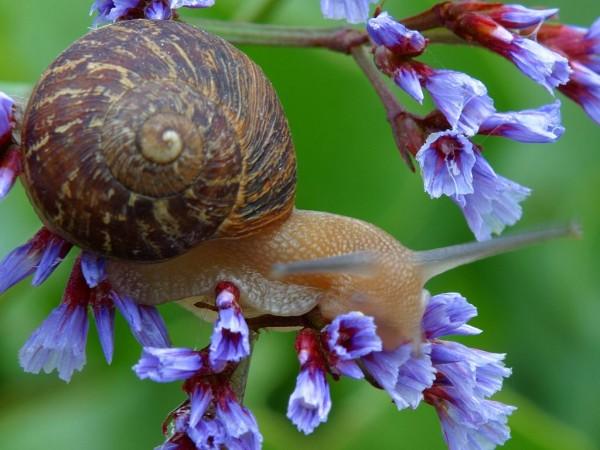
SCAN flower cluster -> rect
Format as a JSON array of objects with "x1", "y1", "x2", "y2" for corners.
[
  {"x1": 90, "y1": 0, "x2": 214, "y2": 25},
  {"x1": 133, "y1": 282, "x2": 257, "y2": 449},
  {"x1": 0, "y1": 233, "x2": 171, "y2": 381},
  {"x1": 367, "y1": 10, "x2": 571, "y2": 240},
  {"x1": 132, "y1": 289, "x2": 514, "y2": 450},
  {"x1": 285, "y1": 294, "x2": 514, "y2": 449}
]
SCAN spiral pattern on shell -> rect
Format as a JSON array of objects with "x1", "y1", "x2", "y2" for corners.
[{"x1": 21, "y1": 19, "x2": 296, "y2": 261}]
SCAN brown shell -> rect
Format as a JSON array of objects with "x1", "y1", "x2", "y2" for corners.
[{"x1": 20, "y1": 19, "x2": 296, "y2": 261}]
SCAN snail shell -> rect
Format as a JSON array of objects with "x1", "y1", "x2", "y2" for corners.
[{"x1": 20, "y1": 19, "x2": 296, "y2": 261}]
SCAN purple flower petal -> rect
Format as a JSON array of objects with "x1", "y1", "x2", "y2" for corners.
[
  {"x1": 134, "y1": 347, "x2": 202, "y2": 382},
  {"x1": 393, "y1": 65, "x2": 425, "y2": 103},
  {"x1": 92, "y1": 301, "x2": 115, "y2": 364},
  {"x1": 187, "y1": 418, "x2": 227, "y2": 449},
  {"x1": 479, "y1": 100, "x2": 564, "y2": 143},
  {"x1": 324, "y1": 311, "x2": 382, "y2": 360},
  {"x1": 422, "y1": 293, "x2": 481, "y2": 339},
  {"x1": 488, "y1": 5, "x2": 558, "y2": 29},
  {"x1": 452, "y1": 156, "x2": 530, "y2": 241},
  {"x1": 80, "y1": 251, "x2": 106, "y2": 288},
  {"x1": 416, "y1": 131, "x2": 477, "y2": 198},
  {"x1": 363, "y1": 344, "x2": 435, "y2": 410},
  {"x1": 31, "y1": 236, "x2": 72, "y2": 287},
  {"x1": 146, "y1": 1, "x2": 172, "y2": 19},
  {"x1": 170, "y1": 0, "x2": 215, "y2": 8},
  {"x1": 367, "y1": 12, "x2": 427, "y2": 55},
  {"x1": 320, "y1": 0, "x2": 378, "y2": 24},
  {"x1": 209, "y1": 287, "x2": 250, "y2": 370},
  {"x1": 112, "y1": 293, "x2": 171, "y2": 347},
  {"x1": 0, "y1": 91, "x2": 14, "y2": 147},
  {"x1": 0, "y1": 147, "x2": 21, "y2": 200},
  {"x1": 432, "y1": 342, "x2": 511, "y2": 399},
  {"x1": 424, "y1": 71, "x2": 495, "y2": 136},
  {"x1": 189, "y1": 383, "x2": 213, "y2": 428},
  {"x1": 216, "y1": 391, "x2": 262, "y2": 444},
  {"x1": 0, "y1": 228, "x2": 70, "y2": 294},
  {"x1": 506, "y1": 37, "x2": 571, "y2": 93},
  {"x1": 287, "y1": 367, "x2": 332, "y2": 434},
  {"x1": 19, "y1": 304, "x2": 89, "y2": 382}
]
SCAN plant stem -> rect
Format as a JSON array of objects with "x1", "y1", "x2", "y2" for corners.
[
  {"x1": 187, "y1": 17, "x2": 368, "y2": 53},
  {"x1": 230, "y1": 331, "x2": 259, "y2": 401},
  {"x1": 351, "y1": 45, "x2": 418, "y2": 170},
  {"x1": 423, "y1": 28, "x2": 465, "y2": 45}
]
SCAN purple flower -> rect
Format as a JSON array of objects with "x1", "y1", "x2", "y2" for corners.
[
  {"x1": 506, "y1": 36, "x2": 571, "y2": 93},
  {"x1": 445, "y1": 13, "x2": 570, "y2": 93},
  {"x1": 81, "y1": 251, "x2": 106, "y2": 288},
  {"x1": 416, "y1": 131, "x2": 477, "y2": 198},
  {"x1": 487, "y1": 5, "x2": 558, "y2": 29},
  {"x1": 422, "y1": 293, "x2": 481, "y2": 340},
  {"x1": 479, "y1": 101, "x2": 565, "y2": 143},
  {"x1": 19, "y1": 303, "x2": 89, "y2": 382},
  {"x1": 320, "y1": 0, "x2": 378, "y2": 24},
  {"x1": 432, "y1": 396, "x2": 516, "y2": 450},
  {"x1": 539, "y1": 20, "x2": 600, "y2": 73},
  {"x1": 452, "y1": 157, "x2": 531, "y2": 241},
  {"x1": 362, "y1": 344, "x2": 435, "y2": 410},
  {"x1": 0, "y1": 147, "x2": 21, "y2": 200},
  {"x1": 134, "y1": 347, "x2": 203, "y2": 382},
  {"x1": 560, "y1": 62, "x2": 600, "y2": 124},
  {"x1": 287, "y1": 329, "x2": 332, "y2": 434},
  {"x1": 287, "y1": 367, "x2": 332, "y2": 434},
  {"x1": 19, "y1": 260, "x2": 91, "y2": 382},
  {"x1": 376, "y1": 61, "x2": 494, "y2": 134},
  {"x1": 424, "y1": 70, "x2": 496, "y2": 136},
  {"x1": 421, "y1": 290, "x2": 516, "y2": 449},
  {"x1": 0, "y1": 228, "x2": 71, "y2": 294},
  {"x1": 324, "y1": 311, "x2": 382, "y2": 359},
  {"x1": 367, "y1": 12, "x2": 427, "y2": 56},
  {"x1": 0, "y1": 91, "x2": 14, "y2": 148},
  {"x1": 209, "y1": 283, "x2": 250, "y2": 370},
  {"x1": 112, "y1": 292, "x2": 171, "y2": 347}
]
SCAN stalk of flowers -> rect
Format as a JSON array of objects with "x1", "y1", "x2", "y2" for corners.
[
  {"x1": 2, "y1": 245, "x2": 171, "y2": 381},
  {"x1": 538, "y1": 19, "x2": 600, "y2": 124},
  {"x1": 367, "y1": 12, "x2": 564, "y2": 240},
  {"x1": 436, "y1": 3, "x2": 570, "y2": 93},
  {"x1": 90, "y1": 0, "x2": 215, "y2": 25},
  {"x1": 134, "y1": 282, "x2": 259, "y2": 449}
]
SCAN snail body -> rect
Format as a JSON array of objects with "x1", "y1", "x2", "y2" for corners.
[{"x1": 18, "y1": 19, "x2": 576, "y2": 350}]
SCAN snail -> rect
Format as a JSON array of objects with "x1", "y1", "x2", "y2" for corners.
[{"x1": 19, "y1": 19, "x2": 577, "y2": 350}]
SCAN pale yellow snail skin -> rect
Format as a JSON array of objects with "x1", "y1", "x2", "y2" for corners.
[{"x1": 107, "y1": 209, "x2": 577, "y2": 350}]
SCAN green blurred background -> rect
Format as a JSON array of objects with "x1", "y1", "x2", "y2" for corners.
[{"x1": 1, "y1": 0, "x2": 599, "y2": 449}]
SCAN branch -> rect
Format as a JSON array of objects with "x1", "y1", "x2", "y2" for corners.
[
  {"x1": 351, "y1": 45, "x2": 418, "y2": 170},
  {"x1": 186, "y1": 17, "x2": 368, "y2": 53},
  {"x1": 229, "y1": 331, "x2": 259, "y2": 401}
]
